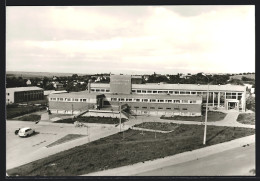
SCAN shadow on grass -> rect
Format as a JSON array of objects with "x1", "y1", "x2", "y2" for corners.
[{"x1": 206, "y1": 127, "x2": 229, "y2": 143}]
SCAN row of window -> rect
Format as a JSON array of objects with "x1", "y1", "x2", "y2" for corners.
[
  {"x1": 91, "y1": 89, "x2": 110, "y2": 92},
  {"x1": 110, "y1": 97, "x2": 198, "y2": 104},
  {"x1": 132, "y1": 106, "x2": 187, "y2": 111},
  {"x1": 91, "y1": 88, "x2": 243, "y2": 96},
  {"x1": 49, "y1": 97, "x2": 89, "y2": 102}
]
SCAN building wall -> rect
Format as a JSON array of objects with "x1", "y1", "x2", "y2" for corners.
[
  {"x1": 110, "y1": 75, "x2": 131, "y2": 94},
  {"x1": 49, "y1": 101, "x2": 96, "y2": 114},
  {"x1": 6, "y1": 89, "x2": 44, "y2": 104},
  {"x1": 109, "y1": 101, "x2": 202, "y2": 116}
]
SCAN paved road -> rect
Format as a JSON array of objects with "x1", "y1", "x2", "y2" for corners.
[
  {"x1": 6, "y1": 120, "x2": 119, "y2": 170},
  {"x1": 135, "y1": 143, "x2": 255, "y2": 176}
]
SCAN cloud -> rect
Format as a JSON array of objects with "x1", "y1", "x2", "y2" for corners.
[{"x1": 6, "y1": 6, "x2": 255, "y2": 74}]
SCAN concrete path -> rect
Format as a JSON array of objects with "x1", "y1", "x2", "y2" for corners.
[{"x1": 83, "y1": 134, "x2": 255, "y2": 176}]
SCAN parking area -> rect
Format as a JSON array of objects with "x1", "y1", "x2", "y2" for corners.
[{"x1": 6, "y1": 120, "x2": 119, "y2": 170}]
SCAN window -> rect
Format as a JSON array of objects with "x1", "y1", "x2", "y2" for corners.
[
  {"x1": 142, "y1": 90, "x2": 147, "y2": 93},
  {"x1": 142, "y1": 107, "x2": 147, "y2": 109},
  {"x1": 80, "y1": 99, "x2": 83, "y2": 102},
  {"x1": 60, "y1": 98, "x2": 63, "y2": 101},
  {"x1": 174, "y1": 100, "x2": 180, "y2": 103},
  {"x1": 153, "y1": 91, "x2": 158, "y2": 93},
  {"x1": 175, "y1": 91, "x2": 179, "y2": 94},
  {"x1": 119, "y1": 98, "x2": 125, "y2": 101},
  {"x1": 137, "y1": 90, "x2": 141, "y2": 93},
  {"x1": 150, "y1": 107, "x2": 155, "y2": 109},
  {"x1": 158, "y1": 91, "x2": 163, "y2": 93},
  {"x1": 67, "y1": 98, "x2": 71, "y2": 101},
  {"x1": 191, "y1": 92, "x2": 196, "y2": 94},
  {"x1": 106, "y1": 89, "x2": 110, "y2": 92},
  {"x1": 82, "y1": 99, "x2": 87, "y2": 102},
  {"x1": 166, "y1": 108, "x2": 171, "y2": 110},
  {"x1": 169, "y1": 91, "x2": 173, "y2": 94},
  {"x1": 128, "y1": 98, "x2": 132, "y2": 101},
  {"x1": 180, "y1": 91, "x2": 186, "y2": 94},
  {"x1": 147, "y1": 90, "x2": 152, "y2": 93},
  {"x1": 158, "y1": 107, "x2": 163, "y2": 109},
  {"x1": 158, "y1": 99, "x2": 164, "y2": 103},
  {"x1": 111, "y1": 98, "x2": 117, "y2": 101},
  {"x1": 132, "y1": 90, "x2": 136, "y2": 93},
  {"x1": 52, "y1": 98, "x2": 56, "y2": 101},
  {"x1": 136, "y1": 99, "x2": 140, "y2": 102},
  {"x1": 96, "y1": 89, "x2": 100, "y2": 92},
  {"x1": 185, "y1": 91, "x2": 191, "y2": 94},
  {"x1": 7, "y1": 93, "x2": 10, "y2": 96},
  {"x1": 182, "y1": 100, "x2": 188, "y2": 103},
  {"x1": 174, "y1": 108, "x2": 180, "y2": 110},
  {"x1": 100, "y1": 89, "x2": 105, "y2": 92},
  {"x1": 75, "y1": 99, "x2": 78, "y2": 101},
  {"x1": 143, "y1": 99, "x2": 148, "y2": 102},
  {"x1": 197, "y1": 92, "x2": 202, "y2": 95},
  {"x1": 182, "y1": 108, "x2": 188, "y2": 110},
  {"x1": 91, "y1": 89, "x2": 95, "y2": 91},
  {"x1": 134, "y1": 106, "x2": 139, "y2": 109},
  {"x1": 167, "y1": 100, "x2": 172, "y2": 103},
  {"x1": 150, "y1": 99, "x2": 156, "y2": 102},
  {"x1": 190, "y1": 100, "x2": 196, "y2": 103},
  {"x1": 163, "y1": 91, "x2": 168, "y2": 93}
]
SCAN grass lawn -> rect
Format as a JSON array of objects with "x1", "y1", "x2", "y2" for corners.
[
  {"x1": 46, "y1": 134, "x2": 86, "y2": 148},
  {"x1": 237, "y1": 113, "x2": 255, "y2": 125},
  {"x1": 6, "y1": 105, "x2": 46, "y2": 119},
  {"x1": 7, "y1": 123, "x2": 254, "y2": 176},
  {"x1": 161, "y1": 111, "x2": 227, "y2": 122},
  {"x1": 54, "y1": 116, "x2": 128, "y2": 125},
  {"x1": 134, "y1": 122, "x2": 179, "y2": 131},
  {"x1": 18, "y1": 114, "x2": 41, "y2": 122}
]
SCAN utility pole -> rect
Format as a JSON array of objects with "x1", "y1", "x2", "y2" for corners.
[
  {"x1": 72, "y1": 104, "x2": 74, "y2": 115},
  {"x1": 201, "y1": 73, "x2": 209, "y2": 145}
]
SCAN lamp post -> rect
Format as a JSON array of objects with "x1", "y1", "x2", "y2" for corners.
[
  {"x1": 118, "y1": 101, "x2": 122, "y2": 132},
  {"x1": 201, "y1": 73, "x2": 209, "y2": 145}
]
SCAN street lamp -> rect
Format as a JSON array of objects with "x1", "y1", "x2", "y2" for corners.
[{"x1": 201, "y1": 73, "x2": 209, "y2": 145}]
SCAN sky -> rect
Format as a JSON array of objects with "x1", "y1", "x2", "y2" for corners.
[{"x1": 6, "y1": 5, "x2": 255, "y2": 75}]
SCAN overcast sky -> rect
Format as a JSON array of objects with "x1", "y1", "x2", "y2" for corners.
[{"x1": 6, "y1": 5, "x2": 255, "y2": 75}]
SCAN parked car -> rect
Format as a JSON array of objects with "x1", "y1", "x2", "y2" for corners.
[{"x1": 18, "y1": 127, "x2": 35, "y2": 137}]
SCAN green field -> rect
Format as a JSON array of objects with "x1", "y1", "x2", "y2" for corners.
[
  {"x1": 6, "y1": 105, "x2": 46, "y2": 119},
  {"x1": 46, "y1": 134, "x2": 86, "y2": 148},
  {"x1": 237, "y1": 113, "x2": 255, "y2": 125},
  {"x1": 161, "y1": 111, "x2": 226, "y2": 122},
  {"x1": 134, "y1": 122, "x2": 179, "y2": 131},
  {"x1": 7, "y1": 123, "x2": 254, "y2": 176},
  {"x1": 54, "y1": 116, "x2": 128, "y2": 125},
  {"x1": 18, "y1": 114, "x2": 41, "y2": 122}
]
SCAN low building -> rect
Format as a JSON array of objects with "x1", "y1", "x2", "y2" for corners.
[
  {"x1": 48, "y1": 91, "x2": 104, "y2": 114},
  {"x1": 6, "y1": 87, "x2": 44, "y2": 104}
]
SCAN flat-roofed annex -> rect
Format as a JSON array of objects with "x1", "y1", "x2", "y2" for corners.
[{"x1": 48, "y1": 91, "x2": 104, "y2": 99}]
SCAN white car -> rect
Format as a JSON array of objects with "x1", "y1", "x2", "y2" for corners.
[{"x1": 18, "y1": 127, "x2": 35, "y2": 137}]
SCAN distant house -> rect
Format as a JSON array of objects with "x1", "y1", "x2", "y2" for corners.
[
  {"x1": 26, "y1": 79, "x2": 31, "y2": 86},
  {"x1": 53, "y1": 82, "x2": 64, "y2": 90}
]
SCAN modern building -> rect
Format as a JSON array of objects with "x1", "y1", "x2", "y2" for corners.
[
  {"x1": 48, "y1": 75, "x2": 247, "y2": 116},
  {"x1": 48, "y1": 91, "x2": 104, "y2": 114},
  {"x1": 90, "y1": 75, "x2": 247, "y2": 112},
  {"x1": 6, "y1": 87, "x2": 44, "y2": 104}
]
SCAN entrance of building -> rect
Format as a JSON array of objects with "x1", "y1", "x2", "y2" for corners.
[{"x1": 228, "y1": 101, "x2": 238, "y2": 110}]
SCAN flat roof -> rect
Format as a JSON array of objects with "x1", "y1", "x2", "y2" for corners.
[
  {"x1": 104, "y1": 93, "x2": 202, "y2": 100},
  {"x1": 132, "y1": 84, "x2": 246, "y2": 92},
  {"x1": 90, "y1": 83, "x2": 246, "y2": 92},
  {"x1": 6, "y1": 87, "x2": 43, "y2": 92},
  {"x1": 48, "y1": 91, "x2": 104, "y2": 98}
]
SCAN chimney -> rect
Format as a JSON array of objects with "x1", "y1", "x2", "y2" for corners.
[{"x1": 88, "y1": 79, "x2": 92, "y2": 93}]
